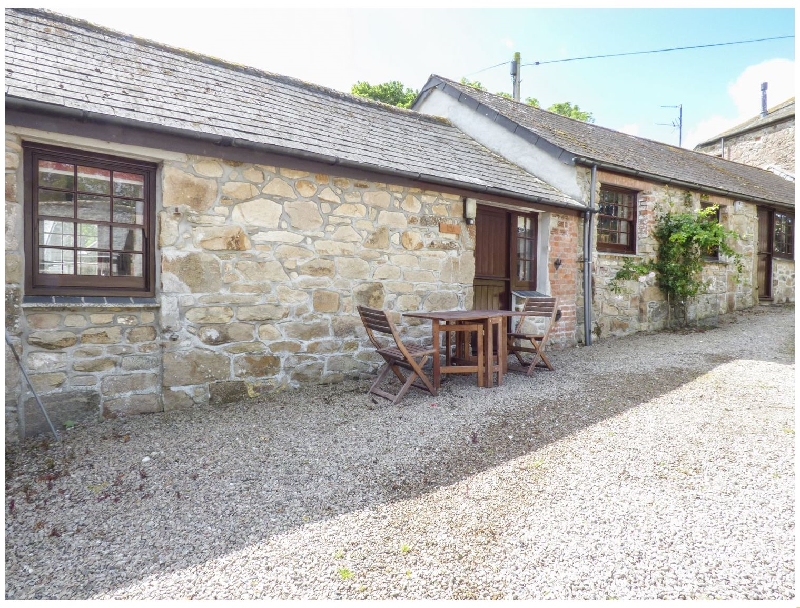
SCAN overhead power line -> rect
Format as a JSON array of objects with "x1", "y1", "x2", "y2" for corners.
[
  {"x1": 522, "y1": 35, "x2": 794, "y2": 67},
  {"x1": 463, "y1": 60, "x2": 509, "y2": 77}
]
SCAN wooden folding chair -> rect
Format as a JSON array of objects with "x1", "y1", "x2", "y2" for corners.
[
  {"x1": 357, "y1": 306, "x2": 437, "y2": 405},
  {"x1": 507, "y1": 296, "x2": 559, "y2": 375}
]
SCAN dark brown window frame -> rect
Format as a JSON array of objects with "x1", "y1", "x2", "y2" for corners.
[
  {"x1": 510, "y1": 211, "x2": 538, "y2": 292},
  {"x1": 23, "y1": 142, "x2": 157, "y2": 297},
  {"x1": 597, "y1": 184, "x2": 637, "y2": 254},
  {"x1": 772, "y1": 210, "x2": 794, "y2": 259}
]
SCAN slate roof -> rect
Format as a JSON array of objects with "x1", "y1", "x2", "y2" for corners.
[
  {"x1": 417, "y1": 75, "x2": 794, "y2": 208},
  {"x1": 3, "y1": 9, "x2": 582, "y2": 211},
  {"x1": 695, "y1": 97, "x2": 795, "y2": 147}
]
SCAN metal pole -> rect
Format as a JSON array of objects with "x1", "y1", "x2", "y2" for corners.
[
  {"x1": 5, "y1": 330, "x2": 61, "y2": 443},
  {"x1": 678, "y1": 104, "x2": 683, "y2": 147},
  {"x1": 510, "y1": 52, "x2": 521, "y2": 101}
]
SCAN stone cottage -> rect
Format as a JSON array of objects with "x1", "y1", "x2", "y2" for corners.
[
  {"x1": 412, "y1": 76, "x2": 795, "y2": 340},
  {"x1": 694, "y1": 93, "x2": 794, "y2": 180},
  {"x1": 4, "y1": 9, "x2": 586, "y2": 439}
]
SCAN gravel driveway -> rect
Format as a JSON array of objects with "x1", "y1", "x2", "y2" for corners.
[{"x1": 5, "y1": 305, "x2": 795, "y2": 600}]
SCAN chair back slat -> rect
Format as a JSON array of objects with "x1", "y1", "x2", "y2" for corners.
[
  {"x1": 358, "y1": 307, "x2": 393, "y2": 335},
  {"x1": 522, "y1": 296, "x2": 557, "y2": 315}
]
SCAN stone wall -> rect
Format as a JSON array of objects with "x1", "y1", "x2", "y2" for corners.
[
  {"x1": 5, "y1": 129, "x2": 480, "y2": 439},
  {"x1": 695, "y1": 118, "x2": 795, "y2": 176},
  {"x1": 590, "y1": 172, "x2": 757, "y2": 338},
  {"x1": 772, "y1": 258, "x2": 795, "y2": 304},
  {"x1": 158, "y1": 157, "x2": 474, "y2": 409}
]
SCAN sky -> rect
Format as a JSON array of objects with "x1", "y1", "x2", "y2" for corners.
[{"x1": 35, "y1": 3, "x2": 795, "y2": 150}]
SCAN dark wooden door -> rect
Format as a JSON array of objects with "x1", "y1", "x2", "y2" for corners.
[
  {"x1": 474, "y1": 206, "x2": 511, "y2": 310},
  {"x1": 757, "y1": 207, "x2": 773, "y2": 300}
]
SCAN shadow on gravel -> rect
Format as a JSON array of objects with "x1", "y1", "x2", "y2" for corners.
[{"x1": 4, "y1": 305, "x2": 794, "y2": 599}]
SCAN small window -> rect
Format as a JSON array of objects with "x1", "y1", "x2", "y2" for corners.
[
  {"x1": 774, "y1": 212, "x2": 794, "y2": 258},
  {"x1": 597, "y1": 185, "x2": 636, "y2": 253},
  {"x1": 24, "y1": 143, "x2": 157, "y2": 296}
]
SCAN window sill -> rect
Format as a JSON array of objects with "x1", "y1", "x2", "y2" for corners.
[{"x1": 22, "y1": 296, "x2": 158, "y2": 310}]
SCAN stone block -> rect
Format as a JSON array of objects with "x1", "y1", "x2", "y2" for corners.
[
  {"x1": 401, "y1": 195, "x2": 421, "y2": 213},
  {"x1": 372, "y1": 265, "x2": 401, "y2": 280},
  {"x1": 316, "y1": 241, "x2": 356, "y2": 256},
  {"x1": 262, "y1": 178, "x2": 297, "y2": 198},
  {"x1": 195, "y1": 226, "x2": 251, "y2": 251},
  {"x1": 275, "y1": 245, "x2": 315, "y2": 261},
  {"x1": 332, "y1": 203, "x2": 367, "y2": 217},
  {"x1": 377, "y1": 210, "x2": 407, "y2": 229},
  {"x1": 192, "y1": 159, "x2": 224, "y2": 178},
  {"x1": 28, "y1": 330, "x2": 78, "y2": 350},
  {"x1": 298, "y1": 259, "x2": 335, "y2": 277},
  {"x1": 331, "y1": 226, "x2": 361, "y2": 242},
  {"x1": 29, "y1": 372, "x2": 67, "y2": 393},
  {"x1": 236, "y1": 260, "x2": 290, "y2": 282},
  {"x1": 5, "y1": 253, "x2": 21, "y2": 284},
  {"x1": 64, "y1": 314, "x2": 87, "y2": 328},
  {"x1": 23, "y1": 390, "x2": 100, "y2": 438},
  {"x1": 102, "y1": 372, "x2": 159, "y2": 395},
  {"x1": 234, "y1": 354, "x2": 281, "y2": 378},
  {"x1": 313, "y1": 290, "x2": 340, "y2": 313},
  {"x1": 290, "y1": 362, "x2": 325, "y2": 383},
  {"x1": 338, "y1": 257, "x2": 370, "y2": 279},
  {"x1": 186, "y1": 307, "x2": 234, "y2": 324},
  {"x1": 162, "y1": 166, "x2": 218, "y2": 212},
  {"x1": 318, "y1": 187, "x2": 341, "y2": 204},
  {"x1": 258, "y1": 324, "x2": 282, "y2": 341},
  {"x1": 198, "y1": 323, "x2": 254, "y2": 345},
  {"x1": 424, "y1": 291, "x2": 458, "y2": 311},
  {"x1": 283, "y1": 321, "x2": 331, "y2": 340},
  {"x1": 127, "y1": 326, "x2": 157, "y2": 343},
  {"x1": 294, "y1": 180, "x2": 316, "y2": 197},
  {"x1": 222, "y1": 181, "x2": 259, "y2": 201},
  {"x1": 209, "y1": 381, "x2": 250, "y2": 405},
  {"x1": 285, "y1": 200, "x2": 323, "y2": 230},
  {"x1": 231, "y1": 198, "x2": 283, "y2": 228},
  {"x1": 26, "y1": 352, "x2": 66, "y2": 372},
  {"x1": 353, "y1": 282, "x2": 385, "y2": 308},
  {"x1": 27, "y1": 313, "x2": 61, "y2": 329},
  {"x1": 332, "y1": 316, "x2": 363, "y2": 338},
  {"x1": 401, "y1": 231, "x2": 424, "y2": 250},
  {"x1": 73, "y1": 357, "x2": 117, "y2": 372},
  {"x1": 103, "y1": 393, "x2": 161, "y2": 418},
  {"x1": 163, "y1": 388, "x2": 194, "y2": 411},
  {"x1": 269, "y1": 341, "x2": 303, "y2": 353},
  {"x1": 120, "y1": 355, "x2": 159, "y2": 371},
  {"x1": 162, "y1": 252, "x2": 223, "y2": 293},
  {"x1": 238, "y1": 304, "x2": 289, "y2": 322},
  {"x1": 363, "y1": 191, "x2": 391, "y2": 208},
  {"x1": 89, "y1": 313, "x2": 115, "y2": 324},
  {"x1": 163, "y1": 350, "x2": 231, "y2": 386},
  {"x1": 224, "y1": 342, "x2": 267, "y2": 354}
]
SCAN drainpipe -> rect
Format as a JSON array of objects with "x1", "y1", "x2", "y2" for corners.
[{"x1": 583, "y1": 164, "x2": 597, "y2": 345}]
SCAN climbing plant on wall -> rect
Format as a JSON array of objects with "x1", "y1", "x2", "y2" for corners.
[{"x1": 608, "y1": 204, "x2": 744, "y2": 323}]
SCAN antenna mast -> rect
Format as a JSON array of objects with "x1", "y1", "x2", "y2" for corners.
[{"x1": 657, "y1": 104, "x2": 683, "y2": 147}]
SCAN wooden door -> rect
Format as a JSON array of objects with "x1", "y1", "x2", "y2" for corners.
[
  {"x1": 474, "y1": 206, "x2": 510, "y2": 310},
  {"x1": 757, "y1": 208, "x2": 773, "y2": 300},
  {"x1": 473, "y1": 205, "x2": 538, "y2": 311}
]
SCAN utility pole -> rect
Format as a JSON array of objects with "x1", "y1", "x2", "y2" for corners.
[
  {"x1": 510, "y1": 52, "x2": 521, "y2": 101},
  {"x1": 657, "y1": 104, "x2": 683, "y2": 147}
]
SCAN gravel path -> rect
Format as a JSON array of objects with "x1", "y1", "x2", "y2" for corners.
[{"x1": 5, "y1": 305, "x2": 795, "y2": 600}]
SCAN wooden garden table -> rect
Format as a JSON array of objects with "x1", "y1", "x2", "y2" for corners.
[{"x1": 404, "y1": 309, "x2": 523, "y2": 390}]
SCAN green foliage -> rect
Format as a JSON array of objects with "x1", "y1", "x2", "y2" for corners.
[
  {"x1": 609, "y1": 205, "x2": 743, "y2": 307},
  {"x1": 460, "y1": 77, "x2": 487, "y2": 91},
  {"x1": 496, "y1": 91, "x2": 513, "y2": 99},
  {"x1": 525, "y1": 97, "x2": 540, "y2": 107},
  {"x1": 338, "y1": 567, "x2": 354, "y2": 580},
  {"x1": 546, "y1": 101, "x2": 594, "y2": 123},
  {"x1": 351, "y1": 81, "x2": 418, "y2": 108}
]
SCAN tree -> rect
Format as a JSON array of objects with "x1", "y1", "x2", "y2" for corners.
[
  {"x1": 351, "y1": 81, "x2": 418, "y2": 108},
  {"x1": 525, "y1": 97, "x2": 540, "y2": 108},
  {"x1": 459, "y1": 77, "x2": 487, "y2": 91},
  {"x1": 546, "y1": 101, "x2": 594, "y2": 123}
]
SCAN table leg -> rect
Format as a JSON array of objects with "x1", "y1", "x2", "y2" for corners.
[
  {"x1": 483, "y1": 318, "x2": 493, "y2": 388},
  {"x1": 432, "y1": 319, "x2": 441, "y2": 391},
  {"x1": 496, "y1": 316, "x2": 506, "y2": 386}
]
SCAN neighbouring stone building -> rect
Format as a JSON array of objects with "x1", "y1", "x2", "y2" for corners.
[
  {"x1": 413, "y1": 76, "x2": 795, "y2": 339},
  {"x1": 5, "y1": 9, "x2": 585, "y2": 440},
  {"x1": 694, "y1": 95, "x2": 795, "y2": 179}
]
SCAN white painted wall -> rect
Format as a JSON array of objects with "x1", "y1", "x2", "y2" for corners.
[{"x1": 416, "y1": 89, "x2": 586, "y2": 202}]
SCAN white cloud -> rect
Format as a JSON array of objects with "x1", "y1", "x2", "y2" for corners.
[
  {"x1": 619, "y1": 123, "x2": 640, "y2": 136},
  {"x1": 502, "y1": 37, "x2": 514, "y2": 49},
  {"x1": 685, "y1": 58, "x2": 795, "y2": 149}
]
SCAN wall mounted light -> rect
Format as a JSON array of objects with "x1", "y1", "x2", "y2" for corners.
[
  {"x1": 554, "y1": 257, "x2": 562, "y2": 270},
  {"x1": 464, "y1": 198, "x2": 477, "y2": 225}
]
